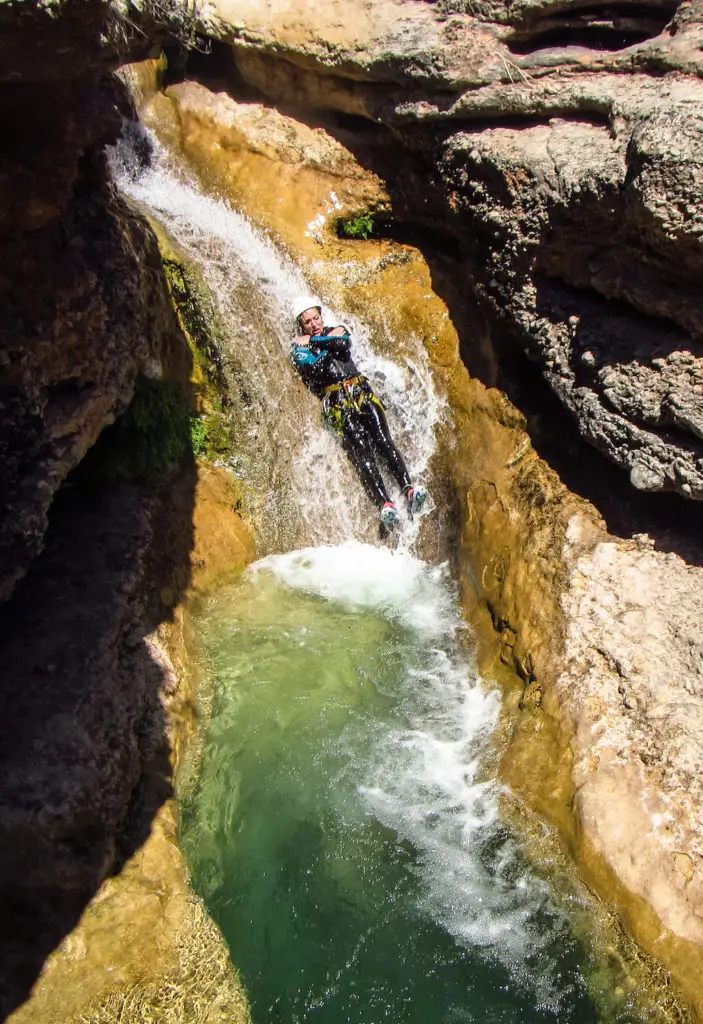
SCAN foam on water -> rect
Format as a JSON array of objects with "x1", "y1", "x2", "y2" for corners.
[
  {"x1": 253, "y1": 542, "x2": 570, "y2": 1007},
  {"x1": 253, "y1": 540, "x2": 456, "y2": 636}
]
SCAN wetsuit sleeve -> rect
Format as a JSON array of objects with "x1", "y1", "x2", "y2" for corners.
[
  {"x1": 310, "y1": 329, "x2": 351, "y2": 360},
  {"x1": 291, "y1": 343, "x2": 321, "y2": 367}
]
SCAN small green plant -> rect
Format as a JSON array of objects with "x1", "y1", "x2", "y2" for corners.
[
  {"x1": 190, "y1": 416, "x2": 208, "y2": 457},
  {"x1": 337, "y1": 212, "x2": 375, "y2": 240},
  {"x1": 189, "y1": 412, "x2": 232, "y2": 460}
]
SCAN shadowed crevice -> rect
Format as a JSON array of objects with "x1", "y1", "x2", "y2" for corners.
[
  {"x1": 0, "y1": 62, "x2": 198, "y2": 1021},
  {"x1": 0, "y1": 452, "x2": 197, "y2": 1019},
  {"x1": 506, "y1": 3, "x2": 676, "y2": 52}
]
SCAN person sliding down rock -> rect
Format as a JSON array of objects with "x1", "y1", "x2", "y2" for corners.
[{"x1": 290, "y1": 295, "x2": 427, "y2": 528}]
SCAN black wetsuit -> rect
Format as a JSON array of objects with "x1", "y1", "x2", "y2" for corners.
[{"x1": 291, "y1": 327, "x2": 411, "y2": 507}]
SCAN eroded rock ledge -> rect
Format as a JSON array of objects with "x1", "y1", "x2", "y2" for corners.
[
  {"x1": 142, "y1": 0, "x2": 703, "y2": 1012},
  {"x1": 197, "y1": 0, "x2": 703, "y2": 503}
]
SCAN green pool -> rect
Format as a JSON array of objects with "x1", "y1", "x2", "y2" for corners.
[{"x1": 180, "y1": 542, "x2": 645, "y2": 1023}]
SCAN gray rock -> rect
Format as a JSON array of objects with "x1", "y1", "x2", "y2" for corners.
[
  {"x1": 630, "y1": 460, "x2": 667, "y2": 492},
  {"x1": 203, "y1": 0, "x2": 703, "y2": 499}
]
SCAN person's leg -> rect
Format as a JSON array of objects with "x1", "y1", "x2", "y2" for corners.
[
  {"x1": 361, "y1": 395, "x2": 412, "y2": 494},
  {"x1": 340, "y1": 412, "x2": 390, "y2": 507}
]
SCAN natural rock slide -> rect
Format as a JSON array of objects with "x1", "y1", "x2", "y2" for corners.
[
  {"x1": 202, "y1": 0, "x2": 703, "y2": 502},
  {"x1": 0, "y1": 0, "x2": 702, "y2": 1021}
]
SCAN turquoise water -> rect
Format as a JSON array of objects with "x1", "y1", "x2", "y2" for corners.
[{"x1": 181, "y1": 543, "x2": 645, "y2": 1023}]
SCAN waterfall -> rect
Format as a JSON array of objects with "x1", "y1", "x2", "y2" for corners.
[
  {"x1": 110, "y1": 127, "x2": 444, "y2": 555},
  {"x1": 109, "y1": 120, "x2": 645, "y2": 1023}
]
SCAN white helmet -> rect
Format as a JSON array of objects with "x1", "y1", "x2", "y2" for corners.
[{"x1": 293, "y1": 294, "x2": 323, "y2": 322}]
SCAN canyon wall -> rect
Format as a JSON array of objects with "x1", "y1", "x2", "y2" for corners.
[
  {"x1": 178, "y1": 0, "x2": 703, "y2": 1011},
  {"x1": 0, "y1": 4, "x2": 250, "y2": 1020},
  {"x1": 1, "y1": 0, "x2": 702, "y2": 1020}
]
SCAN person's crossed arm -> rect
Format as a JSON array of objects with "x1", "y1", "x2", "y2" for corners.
[
  {"x1": 295, "y1": 325, "x2": 349, "y2": 345},
  {"x1": 292, "y1": 325, "x2": 351, "y2": 366}
]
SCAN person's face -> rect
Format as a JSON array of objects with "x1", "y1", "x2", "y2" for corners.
[{"x1": 300, "y1": 306, "x2": 323, "y2": 337}]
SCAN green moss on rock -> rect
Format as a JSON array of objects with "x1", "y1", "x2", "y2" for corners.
[
  {"x1": 82, "y1": 377, "x2": 196, "y2": 482},
  {"x1": 160, "y1": 254, "x2": 237, "y2": 464}
]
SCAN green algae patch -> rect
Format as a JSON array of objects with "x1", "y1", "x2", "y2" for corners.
[{"x1": 160, "y1": 247, "x2": 236, "y2": 464}]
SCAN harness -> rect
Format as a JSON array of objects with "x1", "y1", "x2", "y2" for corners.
[
  {"x1": 323, "y1": 375, "x2": 365, "y2": 396},
  {"x1": 321, "y1": 375, "x2": 386, "y2": 436}
]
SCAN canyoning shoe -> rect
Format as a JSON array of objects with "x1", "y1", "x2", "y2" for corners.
[
  {"x1": 380, "y1": 501, "x2": 400, "y2": 528},
  {"x1": 406, "y1": 486, "x2": 428, "y2": 518}
]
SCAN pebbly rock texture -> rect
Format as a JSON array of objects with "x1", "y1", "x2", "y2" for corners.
[
  {"x1": 198, "y1": 0, "x2": 703, "y2": 502},
  {"x1": 559, "y1": 522, "x2": 703, "y2": 951}
]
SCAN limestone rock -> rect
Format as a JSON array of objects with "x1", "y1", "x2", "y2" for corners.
[
  {"x1": 559, "y1": 518, "x2": 703, "y2": 951},
  {"x1": 202, "y1": 0, "x2": 703, "y2": 501}
]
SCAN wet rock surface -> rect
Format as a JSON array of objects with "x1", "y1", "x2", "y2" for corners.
[
  {"x1": 201, "y1": 0, "x2": 703, "y2": 503},
  {"x1": 181, "y1": 0, "x2": 703, "y2": 1010}
]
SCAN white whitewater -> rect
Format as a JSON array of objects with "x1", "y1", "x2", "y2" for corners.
[
  {"x1": 111, "y1": 125, "x2": 611, "y2": 1020},
  {"x1": 252, "y1": 541, "x2": 575, "y2": 1009},
  {"x1": 111, "y1": 129, "x2": 443, "y2": 551}
]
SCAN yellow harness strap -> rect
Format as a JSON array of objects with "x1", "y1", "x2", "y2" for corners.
[{"x1": 323, "y1": 375, "x2": 365, "y2": 396}]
